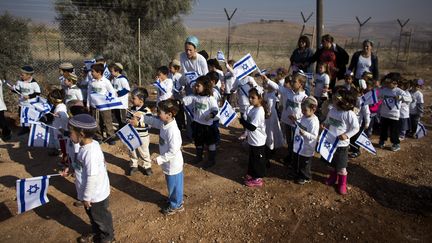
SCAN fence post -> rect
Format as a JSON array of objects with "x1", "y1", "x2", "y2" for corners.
[
  {"x1": 210, "y1": 40, "x2": 213, "y2": 58},
  {"x1": 45, "y1": 32, "x2": 50, "y2": 58},
  {"x1": 256, "y1": 40, "x2": 260, "y2": 58},
  {"x1": 138, "y1": 18, "x2": 141, "y2": 87},
  {"x1": 57, "y1": 40, "x2": 61, "y2": 62}
]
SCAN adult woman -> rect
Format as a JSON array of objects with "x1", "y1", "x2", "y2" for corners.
[
  {"x1": 348, "y1": 39, "x2": 379, "y2": 85},
  {"x1": 290, "y1": 35, "x2": 314, "y2": 74},
  {"x1": 310, "y1": 34, "x2": 349, "y2": 92}
]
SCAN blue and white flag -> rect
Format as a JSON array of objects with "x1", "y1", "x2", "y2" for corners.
[
  {"x1": 16, "y1": 175, "x2": 50, "y2": 214},
  {"x1": 293, "y1": 126, "x2": 304, "y2": 154},
  {"x1": 153, "y1": 80, "x2": 167, "y2": 94},
  {"x1": 29, "y1": 96, "x2": 52, "y2": 114},
  {"x1": 415, "y1": 122, "x2": 427, "y2": 139},
  {"x1": 28, "y1": 123, "x2": 50, "y2": 147},
  {"x1": 216, "y1": 51, "x2": 225, "y2": 61},
  {"x1": 90, "y1": 92, "x2": 123, "y2": 111},
  {"x1": 20, "y1": 106, "x2": 42, "y2": 127},
  {"x1": 361, "y1": 89, "x2": 379, "y2": 106},
  {"x1": 184, "y1": 71, "x2": 199, "y2": 87},
  {"x1": 116, "y1": 124, "x2": 142, "y2": 151},
  {"x1": 383, "y1": 96, "x2": 400, "y2": 110},
  {"x1": 233, "y1": 53, "x2": 258, "y2": 80},
  {"x1": 218, "y1": 100, "x2": 236, "y2": 127},
  {"x1": 316, "y1": 129, "x2": 339, "y2": 163},
  {"x1": 84, "y1": 59, "x2": 96, "y2": 71},
  {"x1": 355, "y1": 131, "x2": 376, "y2": 155},
  {"x1": 103, "y1": 64, "x2": 111, "y2": 79}
]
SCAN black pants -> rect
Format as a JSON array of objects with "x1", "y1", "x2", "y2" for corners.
[
  {"x1": 112, "y1": 109, "x2": 127, "y2": 130},
  {"x1": 409, "y1": 114, "x2": 420, "y2": 135},
  {"x1": 0, "y1": 111, "x2": 11, "y2": 137},
  {"x1": 247, "y1": 145, "x2": 266, "y2": 178},
  {"x1": 293, "y1": 153, "x2": 312, "y2": 180},
  {"x1": 84, "y1": 197, "x2": 114, "y2": 242},
  {"x1": 379, "y1": 117, "x2": 400, "y2": 145},
  {"x1": 284, "y1": 124, "x2": 295, "y2": 163},
  {"x1": 175, "y1": 102, "x2": 186, "y2": 130}
]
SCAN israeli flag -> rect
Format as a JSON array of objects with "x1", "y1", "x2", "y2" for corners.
[
  {"x1": 103, "y1": 64, "x2": 111, "y2": 79},
  {"x1": 153, "y1": 80, "x2": 167, "y2": 94},
  {"x1": 217, "y1": 51, "x2": 225, "y2": 61},
  {"x1": 383, "y1": 96, "x2": 399, "y2": 110},
  {"x1": 355, "y1": 131, "x2": 376, "y2": 155},
  {"x1": 116, "y1": 124, "x2": 142, "y2": 151},
  {"x1": 28, "y1": 123, "x2": 50, "y2": 147},
  {"x1": 184, "y1": 71, "x2": 199, "y2": 87},
  {"x1": 233, "y1": 53, "x2": 258, "y2": 80},
  {"x1": 293, "y1": 126, "x2": 304, "y2": 154},
  {"x1": 360, "y1": 89, "x2": 378, "y2": 106},
  {"x1": 16, "y1": 175, "x2": 50, "y2": 214},
  {"x1": 415, "y1": 122, "x2": 427, "y2": 139},
  {"x1": 90, "y1": 92, "x2": 123, "y2": 111},
  {"x1": 20, "y1": 106, "x2": 42, "y2": 127},
  {"x1": 29, "y1": 96, "x2": 52, "y2": 114},
  {"x1": 218, "y1": 100, "x2": 236, "y2": 127},
  {"x1": 84, "y1": 59, "x2": 96, "y2": 71},
  {"x1": 316, "y1": 129, "x2": 339, "y2": 163}
]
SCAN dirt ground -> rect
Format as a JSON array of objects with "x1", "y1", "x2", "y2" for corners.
[{"x1": 1, "y1": 83, "x2": 432, "y2": 243}]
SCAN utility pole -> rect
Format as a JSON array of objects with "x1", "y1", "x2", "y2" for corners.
[
  {"x1": 138, "y1": 18, "x2": 141, "y2": 87},
  {"x1": 356, "y1": 16, "x2": 372, "y2": 45},
  {"x1": 396, "y1": 18, "x2": 411, "y2": 65},
  {"x1": 224, "y1": 8, "x2": 237, "y2": 60},
  {"x1": 316, "y1": 0, "x2": 323, "y2": 49}
]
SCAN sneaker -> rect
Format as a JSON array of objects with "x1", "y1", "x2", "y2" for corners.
[
  {"x1": 238, "y1": 132, "x2": 247, "y2": 141},
  {"x1": 245, "y1": 178, "x2": 264, "y2": 187},
  {"x1": 243, "y1": 174, "x2": 253, "y2": 182},
  {"x1": 348, "y1": 152, "x2": 360, "y2": 158},
  {"x1": 378, "y1": 142, "x2": 385, "y2": 149},
  {"x1": 162, "y1": 205, "x2": 185, "y2": 216},
  {"x1": 77, "y1": 233, "x2": 96, "y2": 243},
  {"x1": 399, "y1": 136, "x2": 405, "y2": 141},
  {"x1": 127, "y1": 167, "x2": 138, "y2": 176},
  {"x1": 73, "y1": 200, "x2": 84, "y2": 207},
  {"x1": 295, "y1": 178, "x2": 311, "y2": 185},
  {"x1": 143, "y1": 168, "x2": 153, "y2": 176},
  {"x1": 391, "y1": 144, "x2": 400, "y2": 152},
  {"x1": 107, "y1": 139, "x2": 116, "y2": 145}
]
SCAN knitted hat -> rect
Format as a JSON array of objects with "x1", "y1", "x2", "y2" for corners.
[
  {"x1": 171, "y1": 59, "x2": 180, "y2": 67},
  {"x1": 59, "y1": 62, "x2": 74, "y2": 70},
  {"x1": 114, "y1": 62, "x2": 124, "y2": 70},
  {"x1": 21, "y1": 65, "x2": 34, "y2": 74},
  {"x1": 95, "y1": 55, "x2": 105, "y2": 61},
  {"x1": 65, "y1": 73, "x2": 78, "y2": 82},
  {"x1": 417, "y1": 79, "x2": 425, "y2": 86},
  {"x1": 69, "y1": 114, "x2": 97, "y2": 129}
]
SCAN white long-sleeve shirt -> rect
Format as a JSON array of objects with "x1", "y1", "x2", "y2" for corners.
[
  {"x1": 143, "y1": 116, "x2": 183, "y2": 175},
  {"x1": 399, "y1": 90, "x2": 412, "y2": 119},
  {"x1": 155, "y1": 78, "x2": 173, "y2": 104},
  {"x1": 111, "y1": 74, "x2": 130, "y2": 109},
  {"x1": 355, "y1": 97, "x2": 371, "y2": 128},
  {"x1": 324, "y1": 107, "x2": 360, "y2": 147},
  {"x1": 87, "y1": 76, "x2": 116, "y2": 108},
  {"x1": 378, "y1": 87, "x2": 408, "y2": 120},
  {"x1": 297, "y1": 114, "x2": 320, "y2": 157},
  {"x1": 183, "y1": 94, "x2": 219, "y2": 126},
  {"x1": 65, "y1": 85, "x2": 84, "y2": 104},
  {"x1": 231, "y1": 76, "x2": 258, "y2": 113}
]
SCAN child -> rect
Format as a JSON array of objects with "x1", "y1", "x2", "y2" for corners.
[
  {"x1": 323, "y1": 86, "x2": 359, "y2": 195},
  {"x1": 142, "y1": 99, "x2": 184, "y2": 216},
  {"x1": 349, "y1": 87, "x2": 371, "y2": 158},
  {"x1": 398, "y1": 79, "x2": 412, "y2": 140},
  {"x1": 169, "y1": 60, "x2": 186, "y2": 130},
  {"x1": 365, "y1": 79, "x2": 382, "y2": 137},
  {"x1": 408, "y1": 79, "x2": 425, "y2": 137},
  {"x1": 127, "y1": 87, "x2": 153, "y2": 176},
  {"x1": 223, "y1": 60, "x2": 236, "y2": 106},
  {"x1": 207, "y1": 58, "x2": 224, "y2": 91},
  {"x1": 78, "y1": 66, "x2": 90, "y2": 107},
  {"x1": 64, "y1": 73, "x2": 83, "y2": 104},
  {"x1": 183, "y1": 75, "x2": 219, "y2": 168},
  {"x1": 293, "y1": 96, "x2": 319, "y2": 184},
  {"x1": 357, "y1": 71, "x2": 372, "y2": 92},
  {"x1": 0, "y1": 80, "x2": 11, "y2": 141},
  {"x1": 207, "y1": 71, "x2": 223, "y2": 144},
  {"x1": 47, "y1": 89, "x2": 69, "y2": 165},
  {"x1": 87, "y1": 63, "x2": 116, "y2": 145},
  {"x1": 239, "y1": 87, "x2": 268, "y2": 187},
  {"x1": 154, "y1": 66, "x2": 173, "y2": 105},
  {"x1": 110, "y1": 63, "x2": 130, "y2": 129},
  {"x1": 59, "y1": 62, "x2": 74, "y2": 91},
  {"x1": 344, "y1": 71, "x2": 355, "y2": 91},
  {"x1": 11, "y1": 66, "x2": 41, "y2": 135},
  {"x1": 378, "y1": 73, "x2": 410, "y2": 151},
  {"x1": 231, "y1": 74, "x2": 258, "y2": 120},
  {"x1": 61, "y1": 114, "x2": 114, "y2": 242},
  {"x1": 313, "y1": 62, "x2": 330, "y2": 116}
]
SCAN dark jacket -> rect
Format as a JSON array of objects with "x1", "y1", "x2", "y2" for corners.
[
  {"x1": 348, "y1": 51, "x2": 379, "y2": 80},
  {"x1": 309, "y1": 44, "x2": 349, "y2": 80}
]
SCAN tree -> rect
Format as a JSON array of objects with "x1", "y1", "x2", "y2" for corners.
[
  {"x1": 54, "y1": 0, "x2": 193, "y2": 84},
  {"x1": 0, "y1": 12, "x2": 32, "y2": 80}
]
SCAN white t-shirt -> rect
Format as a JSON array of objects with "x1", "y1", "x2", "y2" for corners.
[
  {"x1": 182, "y1": 95, "x2": 219, "y2": 126},
  {"x1": 111, "y1": 75, "x2": 130, "y2": 109},
  {"x1": 0, "y1": 81, "x2": 6, "y2": 111},
  {"x1": 325, "y1": 107, "x2": 360, "y2": 147},
  {"x1": 399, "y1": 90, "x2": 412, "y2": 119},
  {"x1": 15, "y1": 79, "x2": 41, "y2": 106},
  {"x1": 180, "y1": 52, "x2": 208, "y2": 77},
  {"x1": 232, "y1": 76, "x2": 257, "y2": 113},
  {"x1": 73, "y1": 141, "x2": 110, "y2": 203},
  {"x1": 143, "y1": 116, "x2": 183, "y2": 175},
  {"x1": 409, "y1": 90, "x2": 424, "y2": 115},
  {"x1": 378, "y1": 87, "x2": 406, "y2": 120},
  {"x1": 52, "y1": 103, "x2": 69, "y2": 131},
  {"x1": 87, "y1": 76, "x2": 117, "y2": 107},
  {"x1": 245, "y1": 106, "x2": 266, "y2": 146},
  {"x1": 355, "y1": 55, "x2": 372, "y2": 79},
  {"x1": 280, "y1": 89, "x2": 307, "y2": 126},
  {"x1": 355, "y1": 97, "x2": 371, "y2": 127},
  {"x1": 313, "y1": 73, "x2": 330, "y2": 98},
  {"x1": 156, "y1": 78, "x2": 173, "y2": 104},
  {"x1": 296, "y1": 115, "x2": 319, "y2": 157},
  {"x1": 65, "y1": 85, "x2": 84, "y2": 104},
  {"x1": 224, "y1": 71, "x2": 235, "y2": 95},
  {"x1": 215, "y1": 69, "x2": 224, "y2": 90},
  {"x1": 170, "y1": 72, "x2": 183, "y2": 98}
]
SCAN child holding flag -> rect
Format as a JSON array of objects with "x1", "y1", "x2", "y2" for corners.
[
  {"x1": 110, "y1": 63, "x2": 130, "y2": 130},
  {"x1": 154, "y1": 66, "x2": 173, "y2": 105},
  {"x1": 322, "y1": 86, "x2": 359, "y2": 195},
  {"x1": 408, "y1": 79, "x2": 425, "y2": 137}
]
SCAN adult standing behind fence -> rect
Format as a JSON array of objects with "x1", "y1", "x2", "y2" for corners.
[
  {"x1": 290, "y1": 35, "x2": 314, "y2": 95},
  {"x1": 348, "y1": 39, "x2": 379, "y2": 87},
  {"x1": 309, "y1": 34, "x2": 349, "y2": 92}
]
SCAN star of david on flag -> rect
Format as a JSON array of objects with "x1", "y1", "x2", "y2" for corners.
[
  {"x1": 116, "y1": 124, "x2": 142, "y2": 151},
  {"x1": 184, "y1": 71, "x2": 199, "y2": 87},
  {"x1": 28, "y1": 96, "x2": 53, "y2": 114},
  {"x1": 20, "y1": 106, "x2": 42, "y2": 127},
  {"x1": 415, "y1": 122, "x2": 427, "y2": 139},
  {"x1": 218, "y1": 100, "x2": 236, "y2": 127},
  {"x1": 16, "y1": 175, "x2": 50, "y2": 214},
  {"x1": 355, "y1": 131, "x2": 376, "y2": 155},
  {"x1": 293, "y1": 126, "x2": 304, "y2": 154},
  {"x1": 216, "y1": 51, "x2": 225, "y2": 61},
  {"x1": 90, "y1": 92, "x2": 123, "y2": 111},
  {"x1": 84, "y1": 59, "x2": 96, "y2": 71},
  {"x1": 28, "y1": 122, "x2": 50, "y2": 147},
  {"x1": 316, "y1": 128, "x2": 339, "y2": 163},
  {"x1": 233, "y1": 53, "x2": 258, "y2": 80}
]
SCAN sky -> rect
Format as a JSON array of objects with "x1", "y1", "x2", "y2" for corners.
[{"x1": 1, "y1": 0, "x2": 431, "y2": 28}]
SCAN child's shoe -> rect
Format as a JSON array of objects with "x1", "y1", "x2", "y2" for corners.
[
  {"x1": 295, "y1": 178, "x2": 311, "y2": 185},
  {"x1": 143, "y1": 168, "x2": 153, "y2": 176},
  {"x1": 162, "y1": 204, "x2": 184, "y2": 216},
  {"x1": 378, "y1": 142, "x2": 385, "y2": 149},
  {"x1": 238, "y1": 132, "x2": 247, "y2": 140},
  {"x1": 127, "y1": 167, "x2": 138, "y2": 176},
  {"x1": 390, "y1": 144, "x2": 400, "y2": 152},
  {"x1": 338, "y1": 174, "x2": 348, "y2": 195},
  {"x1": 325, "y1": 170, "x2": 338, "y2": 186},
  {"x1": 245, "y1": 178, "x2": 264, "y2": 187}
]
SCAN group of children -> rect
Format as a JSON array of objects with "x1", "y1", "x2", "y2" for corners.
[{"x1": 1, "y1": 34, "x2": 427, "y2": 242}]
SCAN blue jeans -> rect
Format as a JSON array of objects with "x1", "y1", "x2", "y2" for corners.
[{"x1": 165, "y1": 171, "x2": 184, "y2": 209}]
